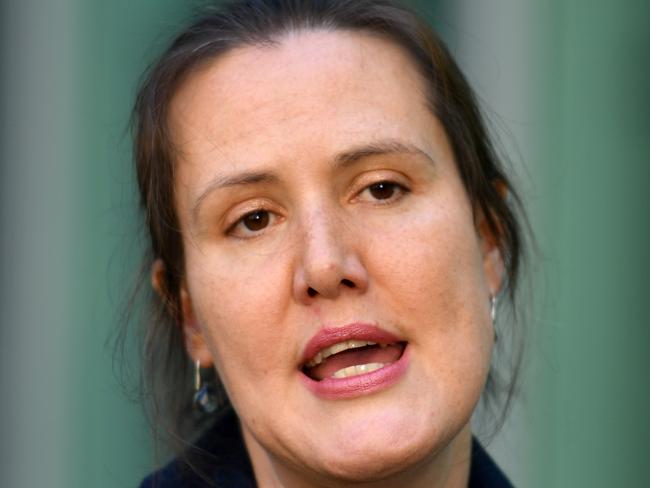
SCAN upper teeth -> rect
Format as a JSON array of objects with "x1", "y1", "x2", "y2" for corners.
[{"x1": 305, "y1": 340, "x2": 378, "y2": 367}]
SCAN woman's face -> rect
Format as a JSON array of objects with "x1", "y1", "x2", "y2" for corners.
[{"x1": 169, "y1": 30, "x2": 502, "y2": 484}]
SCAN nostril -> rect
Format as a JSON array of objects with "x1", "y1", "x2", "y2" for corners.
[{"x1": 306, "y1": 280, "x2": 354, "y2": 298}]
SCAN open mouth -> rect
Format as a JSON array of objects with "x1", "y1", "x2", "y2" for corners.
[{"x1": 301, "y1": 340, "x2": 407, "y2": 381}]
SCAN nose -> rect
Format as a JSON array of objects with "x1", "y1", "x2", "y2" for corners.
[{"x1": 292, "y1": 209, "x2": 368, "y2": 304}]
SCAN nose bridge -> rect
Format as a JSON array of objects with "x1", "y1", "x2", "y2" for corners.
[
  {"x1": 293, "y1": 201, "x2": 366, "y2": 302},
  {"x1": 300, "y1": 203, "x2": 344, "y2": 270}
]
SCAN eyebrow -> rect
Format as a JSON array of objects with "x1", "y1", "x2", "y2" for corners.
[
  {"x1": 191, "y1": 170, "x2": 280, "y2": 225},
  {"x1": 333, "y1": 139, "x2": 434, "y2": 170},
  {"x1": 191, "y1": 138, "x2": 434, "y2": 224}
]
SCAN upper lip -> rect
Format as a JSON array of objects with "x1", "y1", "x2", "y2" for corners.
[{"x1": 300, "y1": 323, "x2": 404, "y2": 366}]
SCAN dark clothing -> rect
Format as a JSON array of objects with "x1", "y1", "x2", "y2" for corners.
[{"x1": 141, "y1": 407, "x2": 513, "y2": 487}]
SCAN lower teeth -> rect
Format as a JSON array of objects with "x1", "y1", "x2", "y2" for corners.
[{"x1": 331, "y1": 362, "x2": 386, "y2": 379}]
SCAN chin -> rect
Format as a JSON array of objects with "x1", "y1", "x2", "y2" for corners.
[
  {"x1": 317, "y1": 443, "x2": 430, "y2": 482},
  {"x1": 298, "y1": 410, "x2": 455, "y2": 483}
]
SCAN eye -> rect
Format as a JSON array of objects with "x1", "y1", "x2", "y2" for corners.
[
  {"x1": 360, "y1": 180, "x2": 409, "y2": 203},
  {"x1": 242, "y1": 210, "x2": 270, "y2": 230},
  {"x1": 228, "y1": 209, "x2": 275, "y2": 237}
]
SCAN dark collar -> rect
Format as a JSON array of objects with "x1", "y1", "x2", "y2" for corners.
[
  {"x1": 141, "y1": 407, "x2": 513, "y2": 487},
  {"x1": 468, "y1": 436, "x2": 513, "y2": 487}
]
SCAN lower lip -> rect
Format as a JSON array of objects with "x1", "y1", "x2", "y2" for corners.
[{"x1": 300, "y1": 344, "x2": 410, "y2": 400}]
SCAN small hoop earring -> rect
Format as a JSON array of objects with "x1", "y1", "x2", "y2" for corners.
[{"x1": 193, "y1": 359, "x2": 218, "y2": 414}]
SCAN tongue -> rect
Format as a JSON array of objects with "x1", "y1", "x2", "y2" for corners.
[{"x1": 306, "y1": 344, "x2": 404, "y2": 381}]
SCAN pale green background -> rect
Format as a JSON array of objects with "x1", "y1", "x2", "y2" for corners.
[{"x1": 1, "y1": 1, "x2": 647, "y2": 487}]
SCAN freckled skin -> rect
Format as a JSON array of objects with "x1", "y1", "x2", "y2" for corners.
[{"x1": 169, "y1": 30, "x2": 502, "y2": 488}]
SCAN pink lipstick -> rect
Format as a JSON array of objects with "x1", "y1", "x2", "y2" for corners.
[{"x1": 299, "y1": 323, "x2": 409, "y2": 400}]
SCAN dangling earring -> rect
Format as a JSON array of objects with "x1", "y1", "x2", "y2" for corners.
[
  {"x1": 490, "y1": 295, "x2": 498, "y2": 342},
  {"x1": 193, "y1": 359, "x2": 217, "y2": 414}
]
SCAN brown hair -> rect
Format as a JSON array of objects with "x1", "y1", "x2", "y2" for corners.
[{"x1": 126, "y1": 0, "x2": 527, "y2": 451}]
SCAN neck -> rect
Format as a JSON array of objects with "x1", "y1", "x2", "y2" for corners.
[{"x1": 242, "y1": 424, "x2": 473, "y2": 488}]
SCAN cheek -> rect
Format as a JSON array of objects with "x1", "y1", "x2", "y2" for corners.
[
  {"x1": 184, "y1": 249, "x2": 295, "y2": 386},
  {"x1": 364, "y1": 196, "x2": 493, "y2": 384},
  {"x1": 367, "y1": 195, "x2": 488, "y2": 310}
]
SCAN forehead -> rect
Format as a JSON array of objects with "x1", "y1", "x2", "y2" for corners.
[{"x1": 168, "y1": 29, "x2": 441, "y2": 184}]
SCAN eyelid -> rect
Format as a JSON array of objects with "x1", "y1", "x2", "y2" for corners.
[
  {"x1": 350, "y1": 171, "x2": 411, "y2": 203},
  {"x1": 223, "y1": 199, "x2": 281, "y2": 237},
  {"x1": 351, "y1": 169, "x2": 410, "y2": 189}
]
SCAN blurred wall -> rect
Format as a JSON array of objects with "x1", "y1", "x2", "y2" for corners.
[
  {"x1": 442, "y1": 1, "x2": 649, "y2": 487},
  {"x1": 527, "y1": 1, "x2": 649, "y2": 486},
  {"x1": 1, "y1": 1, "x2": 647, "y2": 487},
  {"x1": 0, "y1": 1, "x2": 198, "y2": 486},
  {"x1": 435, "y1": 2, "x2": 538, "y2": 485}
]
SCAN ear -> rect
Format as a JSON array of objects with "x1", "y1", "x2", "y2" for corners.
[
  {"x1": 179, "y1": 286, "x2": 214, "y2": 367},
  {"x1": 151, "y1": 259, "x2": 214, "y2": 367},
  {"x1": 151, "y1": 258, "x2": 167, "y2": 298},
  {"x1": 477, "y1": 185, "x2": 507, "y2": 297},
  {"x1": 479, "y1": 226, "x2": 505, "y2": 298}
]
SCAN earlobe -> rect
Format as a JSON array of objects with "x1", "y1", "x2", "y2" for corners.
[
  {"x1": 180, "y1": 285, "x2": 215, "y2": 367},
  {"x1": 483, "y1": 244, "x2": 505, "y2": 297},
  {"x1": 151, "y1": 259, "x2": 214, "y2": 367},
  {"x1": 477, "y1": 211, "x2": 505, "y2": 297},
  {"x1": 151, "y1": 259, "x2": 166, "y2": 298},
  {"x1": 478, "y1": 180, "x2": 509, "y2": 297}
]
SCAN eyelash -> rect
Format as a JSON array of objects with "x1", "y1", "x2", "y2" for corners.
[
  {"x1": 226, "y1": 179, "x2": 409, "y2": 238},
  {"x1": 356, "y1": 180, "x2": 409, "y2": 205},
  {"x1": 226, "y1": 208, "x2": 277, "y2": 238}
]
